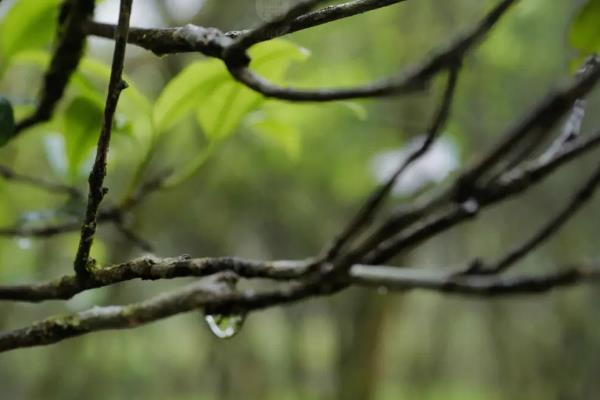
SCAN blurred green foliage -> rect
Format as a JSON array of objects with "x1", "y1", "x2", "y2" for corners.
[{"x1": 0, "y1": 0, "x2": 600, "y2": 399}]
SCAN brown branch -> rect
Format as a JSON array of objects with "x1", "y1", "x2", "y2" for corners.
[
  {"x1": 469, "y1": 162, "x2": 600, "y2": 275},
  {"x1": 322, "y1": 66, "x2": 460, "y2": 264},
  {"x1": 0, "y1": 164, "x2": 81, "y2": 197},
  {"x1": 14, "y1": 0, "x2": 95, "y2": 136},
  {"x1": 225, "y1": 0, "x2": 515, "y2": 101},
  {"x1": 0, "y1": 173, "x2": 167, "y2": 239},
  {"x1": 363, "y1": 128, "x2": 600, "y2": 265},
  {"x1": 0, "y1": 221, "x2": 81, "y2": 239},
  {"x1": 1, "y1": 259, "x2": 599, "y2": 353},
  {"x1": 350, "y1": 261, "x2": 600, "y2": 296},
  {"x1": 455, "y1": 55, "x2": 600, "y2": 196},
  {"x1": 86, "y1": 0, "x2": 409, "y2": 56},
  {"x1": 0, "y1": 274, "x2": 236, "y2": 353},
  {"x1": 73, "y1": 0, "x2": 133, "y2": 278},
  {"x1": 86, "y1": 0, "x2": 515, "y2": 102},
  {"x1": 351, "y1": 68, "x2": 600, "y2": 266},
  {"x1": 0, "y1": 256, "x2": 310, "y2": 303}
]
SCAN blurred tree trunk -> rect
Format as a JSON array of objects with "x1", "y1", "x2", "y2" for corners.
[{"x1": 334, "y1": 290, "x2": 390, "y2": 400}]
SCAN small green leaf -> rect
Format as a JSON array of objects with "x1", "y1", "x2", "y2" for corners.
[
  {"x1": 196, "y1": 83, "x2": 263, "y2": 141},
  {"x1": 154, "y1": 40, "x2": 308, "y2": 187},
  {"x1": 153, "y1": 61, "x2": 227, "y2": 132},
  {"x1": 195, "y1": 39, "x2": 309, "y2": 140},
  {"x1": 250, "y1": 39, "x2": 310, "y2": 80},
  {"x1": 62, "y1": 96, "x2": 103, "y2": 179},
  {"x1": 154, "y1": 39, "x2": 309, "y2": 136},
  {"x1": 249, "y1": 113, "x2": 302, "y2": 160},
  {"x1": 0, "y1": 97, "x2": 16, "y2": 147},
  {"x1": 570, "y1": 0, "x2": 600, "y2": 54},
  {"x1": 13, "y1": 50, "x2": 153, "y2": 142},
  {"x1": 0, "y1": 0, "x2": 61, "y2": 61}
]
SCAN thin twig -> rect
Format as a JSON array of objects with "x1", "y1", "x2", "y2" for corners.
[
  {"x1": 73, "y1": 0, "x2": 133, "y2": 277},
  {"x1": 350, "y1": 261, "x2": 600, "y2": 295},
  {"x1": 224, "y1": 0, "x2": 329, "y2": 66},
  {"x1": 0, "y1": 164, "x2": 81, "y2": 197},
  {"x1": 322, "y1": 66, "x2": 460, "y2": 263},
  {"x1": 86, "y1": 0, "x2": 515, "y2": 102},
  {"x1": 455, "y1": 56, "x2": 600, "y2": 197},
  {"x1": 14, "y1": 0, "x2": 95, "y2": 135},
  {"x1": 470, "y1": 162, "x2": 600, "y2": 275},
  {"x1": 364, "y1": 128, "x2": 600, "y2": 265},
  {"x1": 85, "y1": 0, "x2": 409, "y2": 56},
  {"x1": 225, "y1": 0, "x2": 515, "y2": 101}
]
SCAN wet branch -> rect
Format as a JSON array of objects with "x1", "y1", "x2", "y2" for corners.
[
  {"x1": 1, "y1": 259, "x2": 599, "y2": 353},
  {"x1": 2, "y1": 0, "x2": 600, "y2": 354},
  {"x1": 0, "y1": 256, "x2": 310, "y2": 303}
]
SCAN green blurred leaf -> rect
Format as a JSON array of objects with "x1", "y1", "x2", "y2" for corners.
[
  {"x1": 0, "y1": 0, "x2": 61, "y2": 61},
  {"x1": 154, "y1": 39, "x2": 308, "y2": 136},
  {"x1": 250, "y1": 39, "x2": 310, "y2": 79},
  {"x1": 62, "y1": 96, "x2": 103, "y2": 179},
  {"x1": 153, "y1": 61, "x2": 226, "y2": 132},
  {"x1": 338, "y1": 101, "x2": 368, "y2": 121},
  {"x1": 196, "y1": 83, "x2": 262, "y2": 141},
  {"x1": 570, "y1": 0, "x2": 600, "y2": 54},
  {"x1": 0, "y1": 97, "x2": 16, "y2": 147},
  {"x1": 12, "y1": 50, "x2": 153, "y2": 141},
  {"x1": 195, "y1": 40, "x2": 309, "y2": 141},
  {"x1": 249, "y1": 112, "x2": 302, "y2": 160}
]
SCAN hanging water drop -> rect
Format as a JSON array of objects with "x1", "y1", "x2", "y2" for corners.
[{"x1": 204, "y1": 313, "x2": 246, "y2": 339}]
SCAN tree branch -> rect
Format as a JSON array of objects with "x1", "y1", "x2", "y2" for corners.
[
  {"x1": 363, "y1": 128, "x2": 600, "y2": 265},
  {"x1": 0, "y1": 255, "x2": 310, "y2": 302},
  {"x1": 456, "y1": 55, "x2": 600, "y2": 195},
  {"x1": 86, "y1": 0, "x2": 410, "y2": 56},
  {"x1": 14, "y1": 0, "x2": 95, "y2": 136},
  {"x1": 0, "y1": 164, "x2": 81, "y2": 197},
  {"x1": 322, "y1": 66, "x2": 460, "y2": 264},
  {"x1": 86, "y1": 0, "x2": 515, "y2": 102},
  {"x1": 73, "y1": 0, "x2": 133, "y2": 278},
  {"x1": 1, "y1": 259, "x2": 599, "y2": 353},
  {"x1": 470, "y1": 162, "x2": 600, "y2": 275}
]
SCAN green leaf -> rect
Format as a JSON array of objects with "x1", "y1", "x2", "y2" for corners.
[
  {"x1": 154, "y1": 39, "x2": 309, "y2": 136},
  {"x1": 570, "y1": 0, "x2": 600, "y2": 54},
  {"x1": 0, "y1": 97, "x2": 16, "y2": 147},
  {"x1": 195, "y1": 40, "x2": 309, "y2": 141},
  {"x1": 153, "y1": 61, "x2": 227, "y2": 132},
  {"x1": 338, "y1": 101, "x2": 368, "y2": 121},
  {"x1": 0, "y1": 0, "x2": 61, "y2": 61},
  {"x1": 12, "y1": 50, "x2": 153, "y2": 141},
  {"x1": 250, "y1": 39, "x2": 310, "y2": 80},
  {"x1": 196, "y1": 82, "x2": 263, "y2": 141},
  {"x1": 249, "y1": 112, "x2": 302, "y2": 160},
  {"x1": 152, "y1": 40, "x2": 309, "y2": 187},
  {"x1": 62, "y1": 96, "x2": 103, "y2": 179}
]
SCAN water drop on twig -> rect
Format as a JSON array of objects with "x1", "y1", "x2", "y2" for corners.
[{"x1": 204, "y1": 313, "x2": 246, "y2": 339}]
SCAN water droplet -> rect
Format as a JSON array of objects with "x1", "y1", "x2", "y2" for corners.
[{"x1": 204, "y1": 313, "x2": 246, "y2": 339}]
